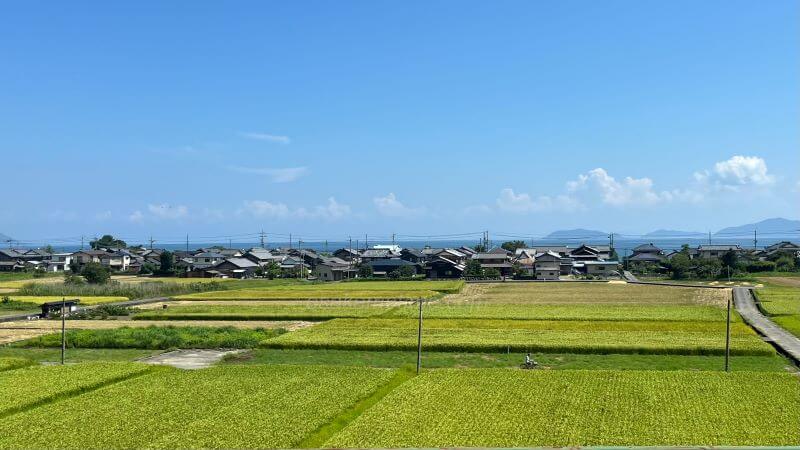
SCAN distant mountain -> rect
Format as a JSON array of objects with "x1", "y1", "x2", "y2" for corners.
[
  {"x1": 0, "y1": 233, "x2": 12, "y2": 242},
  {"x1": 714, "y1": 218, "x2": 800, "y2": 237},
  {"x1": 643, "y1": 229, "x2": 705, "y2": 239},
  {"x1": 544, "y1": 228, "x2": 607, "y2": 240}
]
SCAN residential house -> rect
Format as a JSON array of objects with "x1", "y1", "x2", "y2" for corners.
[
  {"x1": 533, "y1": 251, "x2": 562, "y2": 280},
  {"x1": 757, "y1": 241, "x2": 800, "y2": 260},
  {"x1": 191, "y1": 252, "x2": 226, "y2": 269},
  {"x1": 366, "y1": 258, "x2": 421, "y2": 277},
  {"x1": 333, "y1": 248, "x2": 361, "y2": 262},
  {"x1": 313, "y1": 260, "x2": 357, "y2": 281},
  {"x1": 471, "y1": 252, "x2": 513, "y2": 277},
  {"x1": 360, "y1": 249, "x2": 393, "y2": 263},
  {"x1": 243, "y1": 248, "x2": 283, "y2": 266},
  {"x1": 425, "y1": 257, "x2": 465, "y2": 279},
  {"x1": 584, "y1": 260, "x2": 620, "y2": 277},
  {"x1": 400, "y1": 248, "x2": 427, "y2": 264},
  {"x1": 569, "y1": 245, "x2": 604, "y2": 262},
  {"x1": 696, "y1": 244, "x2": 742, "y2": 259},
  {"x1": 211, "y1": 257, "x2": 258, "y2": 278},
  {"x1": 629, "y1": 243, "x2": 664, "y2": 265}
]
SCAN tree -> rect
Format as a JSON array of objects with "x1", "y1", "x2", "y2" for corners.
[
  {"x1": 398, "y1": 265, "x2": 415, "y2": 278},
  {"x1": 63, "y1": 271, "x2": 84, "y2": 285},
  {"x1": 501, "y1": 240, "x2": 526, "y2": 252},
  {"x1": 139, "y1": 262, "x2": 156, "y2": 275},
  {"x1": 473, "y1": 244, "x2": 487, "y2": 253},
  {"x1": 721, "y1": 250, "x2": 738, "y2": 270},
  {"x1": 775, "y1": 256, "x2": 796, "y2": 272},
  {"x1": 695, "y1": 258, "x2": 722, "y2": 279},
  {"x1": 43, "y1": 245, "x2": 54, "y2": 254},
  {"x1": 90, "y1": 234, "x2": 127, "y2": 250},
  {"x1": 358, "y1": 264, "x2": 373, "y2": 279},
  {"x1": 484, "y1": 268, "x2": 501, "y2": 278},
  {"x1": 464, "y1": 259, "x2": 483, "y2": 277},
  {"x1": 81, "y1": 262, "x2": 110, "y2": 284},
  {"x1": 669, "y1": 253, "x2": 692, "y2": 279},
  {"x1": 388, "y1": 269, "x2": 401, "y2": 279},
  {"x1": 265, "y1": 261, "x2": 282, "y2": 279},
  {"x1": 158, "y1": 251, "x2": 175, "y2": 275}
]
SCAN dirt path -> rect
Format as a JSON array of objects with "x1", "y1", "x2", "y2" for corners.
[
  {"x1": 139, "y1": 349, "x2": 242, "y2": 369},
  {"x1": 761, "y1": 277, "x2": 800, "y2": 288}
]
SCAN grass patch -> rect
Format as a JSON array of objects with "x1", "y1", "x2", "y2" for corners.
[
  {"x1": 224, "y1": 348, "x2": 792, "y2": 372},
  {"x1": 16, "y1": 281, "x2": 228, "y2": 301},
  {"x1": 4, "y1": 295, "x2": 129, "y2": 305},
  {"x1": 298, "y1": 367, "x2": 415, "y2": 448},
  {"x1": 0, "y1": 357, "x2": 35, "y2": 372},
  {"x1": 12, "y1": 325, "x2": 287, "y2": 349},
  {"x1": 173, "y1": 288, "x2": 439, "y2": 301},
  {"x1": 133, "y1": 301, "x2": 405, "y2": 321}
]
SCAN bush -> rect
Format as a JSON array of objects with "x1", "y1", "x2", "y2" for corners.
[
  {"x1": 745, "y1": 261, "x2": 776, "y2": 273},
  {"x1": 358, "y1": 265, "x2": 373, "y2": 279},
  {"x1": 775, "y1": 256, "x2": 797, "y2": 272},
  {"x1": 82, "y1": 263, "x2": 110, "y2": 284}
]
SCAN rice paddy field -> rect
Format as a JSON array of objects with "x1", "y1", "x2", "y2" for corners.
[
  {"x1": 2, "y1": 296, "x2": 129, "y2": 305},
  {"x1": 755, "y1": 280, "x2": 800, "y2": 337},
  {"x1": 2, "y1": 280, "x2": 798, "y2": 448}
]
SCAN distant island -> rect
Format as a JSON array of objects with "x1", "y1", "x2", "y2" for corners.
[
  {"x1": 544, "y1": 228, "x2": 608, "y2": 240},
  {"x1": 714, "y1": 217, "x2": 800, "y2": 237}
]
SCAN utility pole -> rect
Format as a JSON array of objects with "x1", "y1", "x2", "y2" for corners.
[
  {"x1": 186, "y1": 234, "x2": 189, "y2": 252},
  {"x1": 260, "y1": 230, "x2": 266, "y2": 249},
  {"x1": 753, "y1": 230, "x2": 758, "y2": 250},
  {"x1": 349, "y1": 236, "x2": 352, "y2": 257},
  {"x1": 325, "y1": 240, "x2": 328, "y2": 253},
  {"x1": 416, "y1": 298, "x2": 423, "y2": 375},
  {"x1": 289, "y1": 233, "x2": 293, "y2": 250},
  {"x1": 392, "y1": 233, "x2": 395, "y2": 246},
  {"x1": 61, "y1": 297, "x2": 66, "y2": 365},
  {"x1": 80, "y1": 235, "x2": 85, "y2": 250},
  {"x1": 365, "y1": 234, "x2": 368, "y2": 250},
  {"x1": 299, "y1": 239, "x2": 304, "y2": 279},
  {"x1": 148, "y1": 235, "x2": 155, "y2": 250},
  {"x1": 708, "y1": 231, "x2": 712, "y2": 245},
  {"x1": 724, "y1": 293, "x2": 732, "y2": 372}
]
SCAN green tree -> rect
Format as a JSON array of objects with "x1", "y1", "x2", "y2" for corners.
[
  {"x1": 139, "y1": 262, "x2": 156, "y2": 275},
  {"x1": 358, "y1": 264, "x2": 373, "y2": 279},
  {"x1": 669, "y1": 253, "x2": 692, "y2": 279},
  {"x1": 43, "y1": 245, "x2": 54, "y2": 254},
  {"x1": 484, "y1": 268, "x2": 501, "y2": 278},
  {"x1": 158, "y1": 251, "x2": 175, "y2": 275},
  {"x1": 81, "y1": 262, "x2": 110, "y2": 284},
  {"x1": 501, "y1": 240, "x2": 526, "y2": 252},
  {"x1": 775, "y1": 256, "x2": 796, "y2": 272},
  {"x1": 464, "y1": 259, "x2": 484, "y2": 277},
  {"x1": 721, "y1": 250, "x2": 738, "y2": 270},
  {"x1": 265, "y1": 261, "x2": 282, "y2": 279},
  {"x1": 473, "y1": 244, "x2": 487, "y2": 253},
  {"x1": 90, "y1": 234, "x2": 127, "y2": 250},
  {"x1": 398, "y1": 265, "x2": 415, "y2": 278}
]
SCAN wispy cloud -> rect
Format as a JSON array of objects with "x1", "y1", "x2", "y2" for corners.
[
  {"x1": 239, "y1": 132, "x2": 291, "y2": 144},
  {"x1": 373, "y1": 193, "x2": 425, "y2": 218},
  {"x1": 228, "y1": 166, "x2": 308, "y2": 183},
  {"x1": 238, "y1": 197, "x2": 351, "y2": 221}
]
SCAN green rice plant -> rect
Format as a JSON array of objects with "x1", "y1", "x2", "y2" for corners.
[
  {"x1": 13, "y1": 325, "x2": 286, "y2": 350},
  {"x1": 265, "y1": 318, "x2": 773, "y2": 356},
  {"x1": 0, "y1": 365, "x2": 394, "y2": 449},
  {"x1": 473, "y1": 283, "x2": 729, "y2": 305},
  {"x1": 133, "y1": 302, "x2": 404, "y2": 321},
  {"x1": 326, "y1": 369, "x2": 800, "y2": 447},
  {"x1": 386, "y1": 303, "x2": 733, "y2": 322},
  {"x1": 0, "y1": 362, "x2": 151, "y2": 417},
  {"x1": 7, "y1": 296, "x2": 129, "y2": 305},
  {"x1": 173, "y1": 288, "x2": 439, "y2": 301},
  {"x1": 756, "y1": 284, "x2": 800, "y2": 316},
  {"x1": 0, "y1": 357, "x2": 34, "y2": 372}
]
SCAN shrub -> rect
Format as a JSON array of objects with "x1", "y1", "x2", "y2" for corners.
[{"x1": 82, "y1": 263, "x2": 111, "y2": 284}]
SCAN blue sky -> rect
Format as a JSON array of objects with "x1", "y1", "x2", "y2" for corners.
[{"x1": 1, "y1": 0, "x2": 798, "y2": 244}]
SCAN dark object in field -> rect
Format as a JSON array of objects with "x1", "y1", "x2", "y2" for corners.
[{"x1": 520, "y1": 352, "x2": 538, "y2": 369}]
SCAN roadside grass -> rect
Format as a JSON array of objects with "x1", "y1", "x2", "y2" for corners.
[
  {"x1": 0, "y1": 357, "x2": 35, "y2": 372},
  {"x1": 16, "y1": 280, "x2": 228, "y2": 300},
  {"x1": 4, "y1": 295, "x2": 129, "y2": 305},
  {"x1": 223, "y1": 348, "x2": 792, "y2": 372},
  {"x1": 12, "y1": 325, "x2": 287, "y2": 349},
  {"x1": 754, "y1": 282, "x2": 800, "y2": 338},
  {"x1": 0, "y1": 347, "x2": 161, "y2": 363}
]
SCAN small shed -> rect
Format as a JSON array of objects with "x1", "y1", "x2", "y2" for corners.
[{"x1": 40, "y1": 300, "x2": 80, "y2": 318}]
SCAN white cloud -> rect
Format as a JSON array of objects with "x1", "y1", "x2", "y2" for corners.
[
  {"x1": 240, "y1": 197, "x2": 350, "y2": 221},
  {"x1": 496, "y1": 188, "x2": 581, "y2": 213},
  {"x1": 228, "y1": 166, "x2": 308, "y2": 183},
  {"x1": 566, "y1": 168, "x2": 669, "y2": 207},
  {"x1": 694, "y1": 155, "x2": 775, "y2": 190},
  {"x1": 373, "y1": 193, "x2": 424, "y2": 217},
  {"x1": 93, "y1": 211, "x2": 112, "y2": 221},
  {"x1": 239, "y1": 132, "x2": 291, "y2": 144},
  {"x1": 129, "y1": 210, "x2": 144, "y2": 223},
  {"x1": 147, "y1": 203, "x2": 189, "y2": 220}
]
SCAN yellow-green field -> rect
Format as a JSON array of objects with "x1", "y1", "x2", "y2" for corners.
[{"x1": 3, "y1": 296, "x2": 129, "y2": 306}]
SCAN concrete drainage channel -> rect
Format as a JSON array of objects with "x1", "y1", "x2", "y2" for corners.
[{"x1": 138, "y1": 349, "x2": 243, "y2": 370}]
